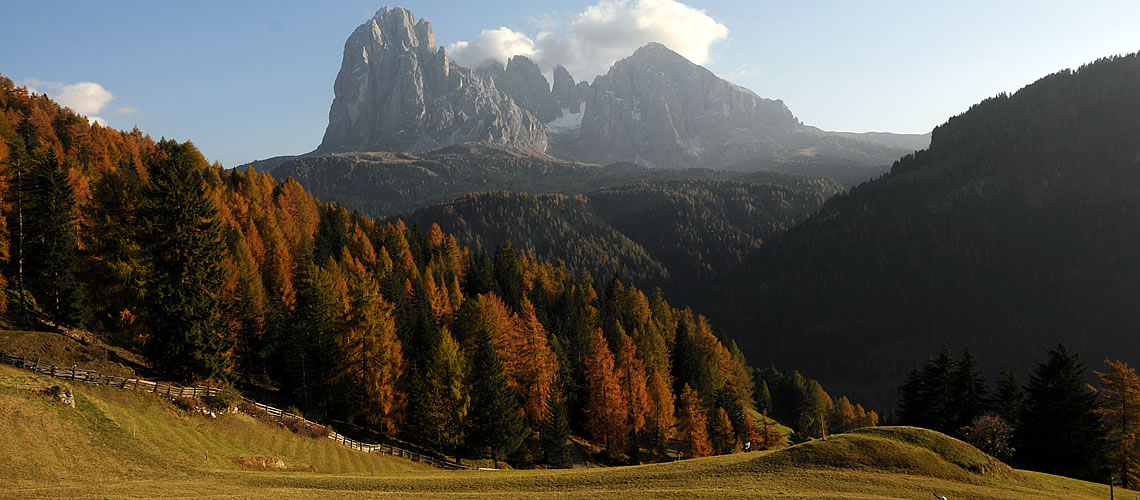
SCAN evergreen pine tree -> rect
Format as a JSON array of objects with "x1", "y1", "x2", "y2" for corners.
[
  {"x1": 26, "y1": 150, "x2": 78, "y2": 325},
  {"x1": 138, "y1": 140, "x2": 231, "y2": 383},
  {"x1": 755, "y1": 378, "x2": 773, "y2": 414},
  {"x1": 77, "y1": 170, "x2": 145, "y2": 342},
  {"x1": 950, "y1": 349, "x2": 989, "y2": 436},
  {"x1": 993, "y1": 363, "x2": 1025, "y2": 427},
  {"x1": 1016, "y1": 344, "x2": 1106, "y2": 480},
  {"x1": 897, "y1": 363, "x2": 925, "y2": 426},
  {"x1": 541, "y1": 387, "x2": 573, "y2": 468},
  {"x1": 466, "y1": 328, "x2": 525, "y2": 467},
  {"x1": 289, "y1": 261, "x2": 339, "y2": 415},
  {"x1": 420, "y1": 327, "x2": 469, "y2": 453},
  {"x1": 922, "y1": 346, "x2": 956, "y2": 432}
]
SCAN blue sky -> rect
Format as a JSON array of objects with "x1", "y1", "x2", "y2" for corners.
[{"x1": 2, "y1": 1, "x2": 1137, "y2": 167}]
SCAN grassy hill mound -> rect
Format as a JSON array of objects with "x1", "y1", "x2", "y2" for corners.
[
  {"x1": 0, "y1": 363, "x2": 429, "y2": 495},
  {"x1": 765, "y1": 426, "x2": 1014, "y2": 481}
]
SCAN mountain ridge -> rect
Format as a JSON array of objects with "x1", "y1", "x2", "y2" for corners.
[
  {"x1": 700, "y1": 52, "x2": 1140, "y2": 409},
  {"x1": 267, "y1": 6, "x2": 911, "y2": 182}
]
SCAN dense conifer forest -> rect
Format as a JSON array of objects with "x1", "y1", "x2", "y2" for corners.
[
  {"x1": 0, "y1": 75, "x2": 869, "y2": 466},
  {"x1": 398, "y1": 177, "x2": 839, "y2": 303}
]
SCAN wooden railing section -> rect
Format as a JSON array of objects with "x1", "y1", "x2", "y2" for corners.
[{"x1": 0, "y1": 351, "x2": 471, "y2": 470}]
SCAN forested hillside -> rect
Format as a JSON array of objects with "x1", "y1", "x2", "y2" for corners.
[
  {"x1": 400, "y1": 178, "x2": 840, "y2": 303},
  {"x1": 0, "y1": 74, "x2": 869, "y2": 467},
  {"x1": 703, "y1": 53, "x2": 1140, "y2": 409},
  {"x1": 266, "y1": 144, "x2": 835, "y2": 218}
]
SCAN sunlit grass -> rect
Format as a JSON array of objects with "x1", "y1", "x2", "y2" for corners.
[{"x1": 1, "y1": 363, "x2": 1134, "y2": 499}]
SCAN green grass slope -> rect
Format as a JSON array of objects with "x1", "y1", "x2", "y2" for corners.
[
  {"x1": 1, "y1": 365, "x2": 1128, "y2": 499},
  {"x1": 0, "y1": 363, "x2": 429, "y2": 497}
]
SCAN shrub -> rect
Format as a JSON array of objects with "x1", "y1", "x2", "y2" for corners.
[
  {"x1": 286, "y1": 418, "x2": 330, "y2": 439},
  {"x1": 203, "y1": 385, "x2": 242, "y2": 411},
  {"x1": 172, "y1": 396, "x2": 204, "y2": 412}
]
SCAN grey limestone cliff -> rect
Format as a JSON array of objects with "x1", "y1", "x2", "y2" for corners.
[
  {"x1": 573, "y1": 43, "x2": 802, "y2": 169},
  {"x1": 317, "y1": 7, "x2": 547, "y2": 155}
]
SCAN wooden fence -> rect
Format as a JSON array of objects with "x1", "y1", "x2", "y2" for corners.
[
  {"x1": 0, "y1": 351, "x2": 471, "y2": 470},
  {"x1": 0, "y1": 352, "x2": 220, "y2": 398}
]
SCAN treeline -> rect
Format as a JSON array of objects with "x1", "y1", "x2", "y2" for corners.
[
  {"x1": 0, "y1": 75, "x2": 861, "y2": 467},
  {"x1": 757, "y1": 366, "x2": 879, "y2": 442},
  {"x1": 898, "y1": 345, "x2": 1140, "y2": 488}
]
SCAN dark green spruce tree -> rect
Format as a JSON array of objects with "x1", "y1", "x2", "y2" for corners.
[
  {"x1": 25, "y1": 150, "x2": 79, "y2": 326},
  {"x1": 138, "y1": 140, "x2": 232, "y2": 383},
  {"x1": 949, "y1": 349, "x2": 989, "y2": 436},
  {"x1": 993, "y1": 364, "x2": 1025, "y2": 427},
  {"x1": 542, "y1": 387, "x2": 573, "y2": 468},
  {"x1": 1015, "y1": 344, "x2": 1106, "y2": 480},
  {"x1": 465, "y1": 328, "x2": 526, "y2": 468}
]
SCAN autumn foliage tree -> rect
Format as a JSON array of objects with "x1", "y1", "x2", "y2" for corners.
[
  {"x1": 645, "y1": 369, "x2": 676, "y2": 453},
  {"x1": 677, "y1": 383, "x2": 712, "y2": 459},
  {"x1": 584, "y1": 327, "x2": 627, "y2": 460},
  {"x1": 1096, "y1": 360, "x2": 1140, "y2": 489},
  {"x1": 615, "y1": 334, "x2": 648, "y2": 458},
  {"x1": 504, "y1": 298, "x2": 558, "y2": 427},
  {"x1": 341, "y1": 274, "x2": 404, "y2": 437}
]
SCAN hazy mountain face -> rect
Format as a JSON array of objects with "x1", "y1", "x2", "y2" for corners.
[
  {"x1": 312, "y1": 6, "x2": 908, "y2": 180},
  {"x1": 317, "y1": 7, "x2": 547, "y2": 155}
]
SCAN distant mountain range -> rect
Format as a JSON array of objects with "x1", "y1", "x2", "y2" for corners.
[{"x1": 247, "y1": 6, "x2": 925, "y2": 184}]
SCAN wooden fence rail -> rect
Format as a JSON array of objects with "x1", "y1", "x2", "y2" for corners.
[{"x1": 0, "y1": 351, "x2": 471, "y2": 470}]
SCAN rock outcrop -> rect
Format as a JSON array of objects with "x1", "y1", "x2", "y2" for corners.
[
  {"x1": 501, "y1": 56, "x2": 562, "y2": 123},
  {"x1": 317, "y1": 7, "x2": 547, "y2": 155},
  {"x1": 551, "y1": 65, "x2": 589, "y2": 114},
  {"x1": 573, "y1": 42, "x2": 802, "y2": 169}
]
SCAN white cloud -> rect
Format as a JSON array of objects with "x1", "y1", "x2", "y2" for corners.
[
  {"x1": 448, "y1": 27, "x2": 537, "y2": 69},
  {"x1": 114, "y1": 106, "x2": 140, "y2": 116},
  {"x1": 446, "y1": 0, "x2": 728, "y2": 82},
  {"x1": 24, "y1": 79, "x2": 114, "y2": 115}
]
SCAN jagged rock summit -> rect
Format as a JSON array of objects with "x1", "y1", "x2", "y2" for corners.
[
  {"x1": 571, "y1": 42, "x2": 803, "y2": 169},
  {"x1": 317, "y1": 7, "x2": 548, "y2": 155},
  {"x1": 307, "y1": 6, "x2": 911, "y2": 175}
]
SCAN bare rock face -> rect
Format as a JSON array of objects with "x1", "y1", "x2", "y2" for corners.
[
  {"x1": 551, "y1": 65, "x2": 588, "y2": 113},
  {"x1": 574, "y1": 43, "x2": 802, "y2": 169},
  {"x1": 317, "y1": 7, "x2": 547, "y2": 155},
  {"x1": 502, "y1": 56, "x2": 561, "y2": 123}
]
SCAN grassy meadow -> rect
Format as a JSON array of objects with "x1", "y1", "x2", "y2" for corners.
[{"x1": 0, "y1": 361, "x2": 1132, "y2": 499}]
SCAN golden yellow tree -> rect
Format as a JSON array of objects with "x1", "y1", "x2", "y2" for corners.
[
  {"x1": 584, "y1": 328, "x2": 627, "y2": 459},
  {"x1": 1096, "y1": 360, "x2": 1140, "y2": 489},
  {"x1": 677, "y1": 383, "x2": 712, "y2": 459}
]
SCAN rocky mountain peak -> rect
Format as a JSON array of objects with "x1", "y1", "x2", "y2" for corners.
[
  {"x1": 568, "y1": 42, "x2": 803, "y2": 169},
  {"x1": 551, "y1": 64, "x2": 588, "y2": 113},
  {"x1": 317, "y1": 6, "x2": 547, "y2": 155},
  {"x1": 502, "y1": 56, "x2": 561, "y2": 123}
]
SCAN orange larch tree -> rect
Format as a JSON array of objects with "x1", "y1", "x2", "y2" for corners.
[{"x1": 584, "y1": 327, "x2": 627, "y2": 459}]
